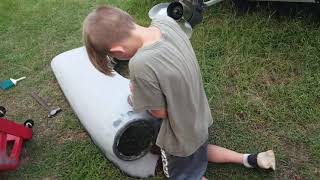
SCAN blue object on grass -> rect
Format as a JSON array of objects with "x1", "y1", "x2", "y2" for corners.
[{"x1": 0, "y1": 77, "x2": 26, "y2": 90}]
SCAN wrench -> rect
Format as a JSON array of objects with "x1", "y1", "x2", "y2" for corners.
[{"x1": 30, "y1": 92, "x2": 62, "y2": 118}]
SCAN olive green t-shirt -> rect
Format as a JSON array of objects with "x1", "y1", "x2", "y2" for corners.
[{"x1": 129, "y1": 16, "x2": 213, "y2": 157}]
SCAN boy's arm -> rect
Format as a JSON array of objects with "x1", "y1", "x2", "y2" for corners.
[
  {"x1": 128, "y1": 94, "x2": 167, "y2": 119},
  {"x1": 129, "y1": 81, "x2": 167, "y2": 119}
]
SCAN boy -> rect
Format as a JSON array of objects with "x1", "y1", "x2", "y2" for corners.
[{"x1": 83, "y1": 6, "x2": 275, "y2": 180}]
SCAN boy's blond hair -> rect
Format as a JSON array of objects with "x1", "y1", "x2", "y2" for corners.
[{"x1": 83, "y1": 6, "x2": 135, "y2": 75}]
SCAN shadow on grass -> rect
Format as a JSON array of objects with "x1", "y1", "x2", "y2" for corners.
[{"x1": 233, "y1": 1, "x2": 320, "y2": 23}]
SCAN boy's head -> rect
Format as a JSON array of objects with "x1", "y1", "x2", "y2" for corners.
[{"x1": 83, "y1": 6, "x2": 138, "y2": 75}]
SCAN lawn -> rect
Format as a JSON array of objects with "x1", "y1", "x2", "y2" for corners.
[{"x1": 0, "y1": 0, "x2": 319, "y2": 179}]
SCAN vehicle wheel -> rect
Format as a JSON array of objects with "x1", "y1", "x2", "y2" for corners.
[{"x1": 167, "y1": 2, "x2": 184, "y2": 20}]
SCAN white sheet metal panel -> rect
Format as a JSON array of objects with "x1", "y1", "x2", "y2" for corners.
[{"x1": 51, "y1": 47, "x2": 159, "y2": 178}]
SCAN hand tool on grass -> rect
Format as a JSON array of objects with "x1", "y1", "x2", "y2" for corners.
[
  {"x1": 30, "y1": 92, "x2": 62, "y2": 118},
  {"x1": 0, "y1": 77, "x2": 26, "y2": 90}
]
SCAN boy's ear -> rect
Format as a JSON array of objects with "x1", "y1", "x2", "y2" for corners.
[{"x1": 110, "y1": 45, "x2": 125, "y2": 54}]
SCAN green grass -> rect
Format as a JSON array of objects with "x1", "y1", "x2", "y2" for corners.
[{"x1": 1, "y1": 0, "x2": 319, "y2": 179}]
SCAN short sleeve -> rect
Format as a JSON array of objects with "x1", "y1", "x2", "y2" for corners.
[{"x1": 131, "y1": 77, "x2": 166, "y2": 112}]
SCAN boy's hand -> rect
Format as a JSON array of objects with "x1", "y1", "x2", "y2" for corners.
[
  {"x1": 148, "y1": 109, "x2": 167, "y2": 119},
  {"x1": 128, "y1": 81, "x2": 134, "y2": 106},
  {"x1": 127, "y1": 94, "x2": 133, "y2": 106},
  {"x1": 129, "y1": 81, "x2": 134, "y2": 93}
]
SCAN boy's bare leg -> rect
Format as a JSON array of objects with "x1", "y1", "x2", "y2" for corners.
[
  {"x1": 201, "y1": 145, "x2": 244, "y2": 180},
  {"x1": 207, "y1": 144, "x2": 276, "y2": 170},
  {"x1": 207, "y1": 144, "x2": 243, "y2": 164}
]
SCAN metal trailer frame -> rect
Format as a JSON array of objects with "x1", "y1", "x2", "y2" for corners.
[
  {"x1": 204, "y1": 0, "x2": 317, "y2": 6},
  {"x1": 166, "y1": 0, "x2": 317, "y2": 27}
]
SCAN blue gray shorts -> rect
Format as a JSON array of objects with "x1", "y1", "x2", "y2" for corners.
[{"x1": 160, "y1": 140, "x2": 208, "y2": 180}]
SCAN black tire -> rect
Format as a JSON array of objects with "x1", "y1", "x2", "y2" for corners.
[
  {"x1": 24, "y1": 119, "x2": 34, "y2": 128},
  {"x1": 0, "y1": 106, "x2": 6, "y2": 117},
  {"x1": 232, "y1": 0, "x2": 251, "y2": 13},
  {"x1": 167, "y1": 2, "x2": 184, "y2": 20}
]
